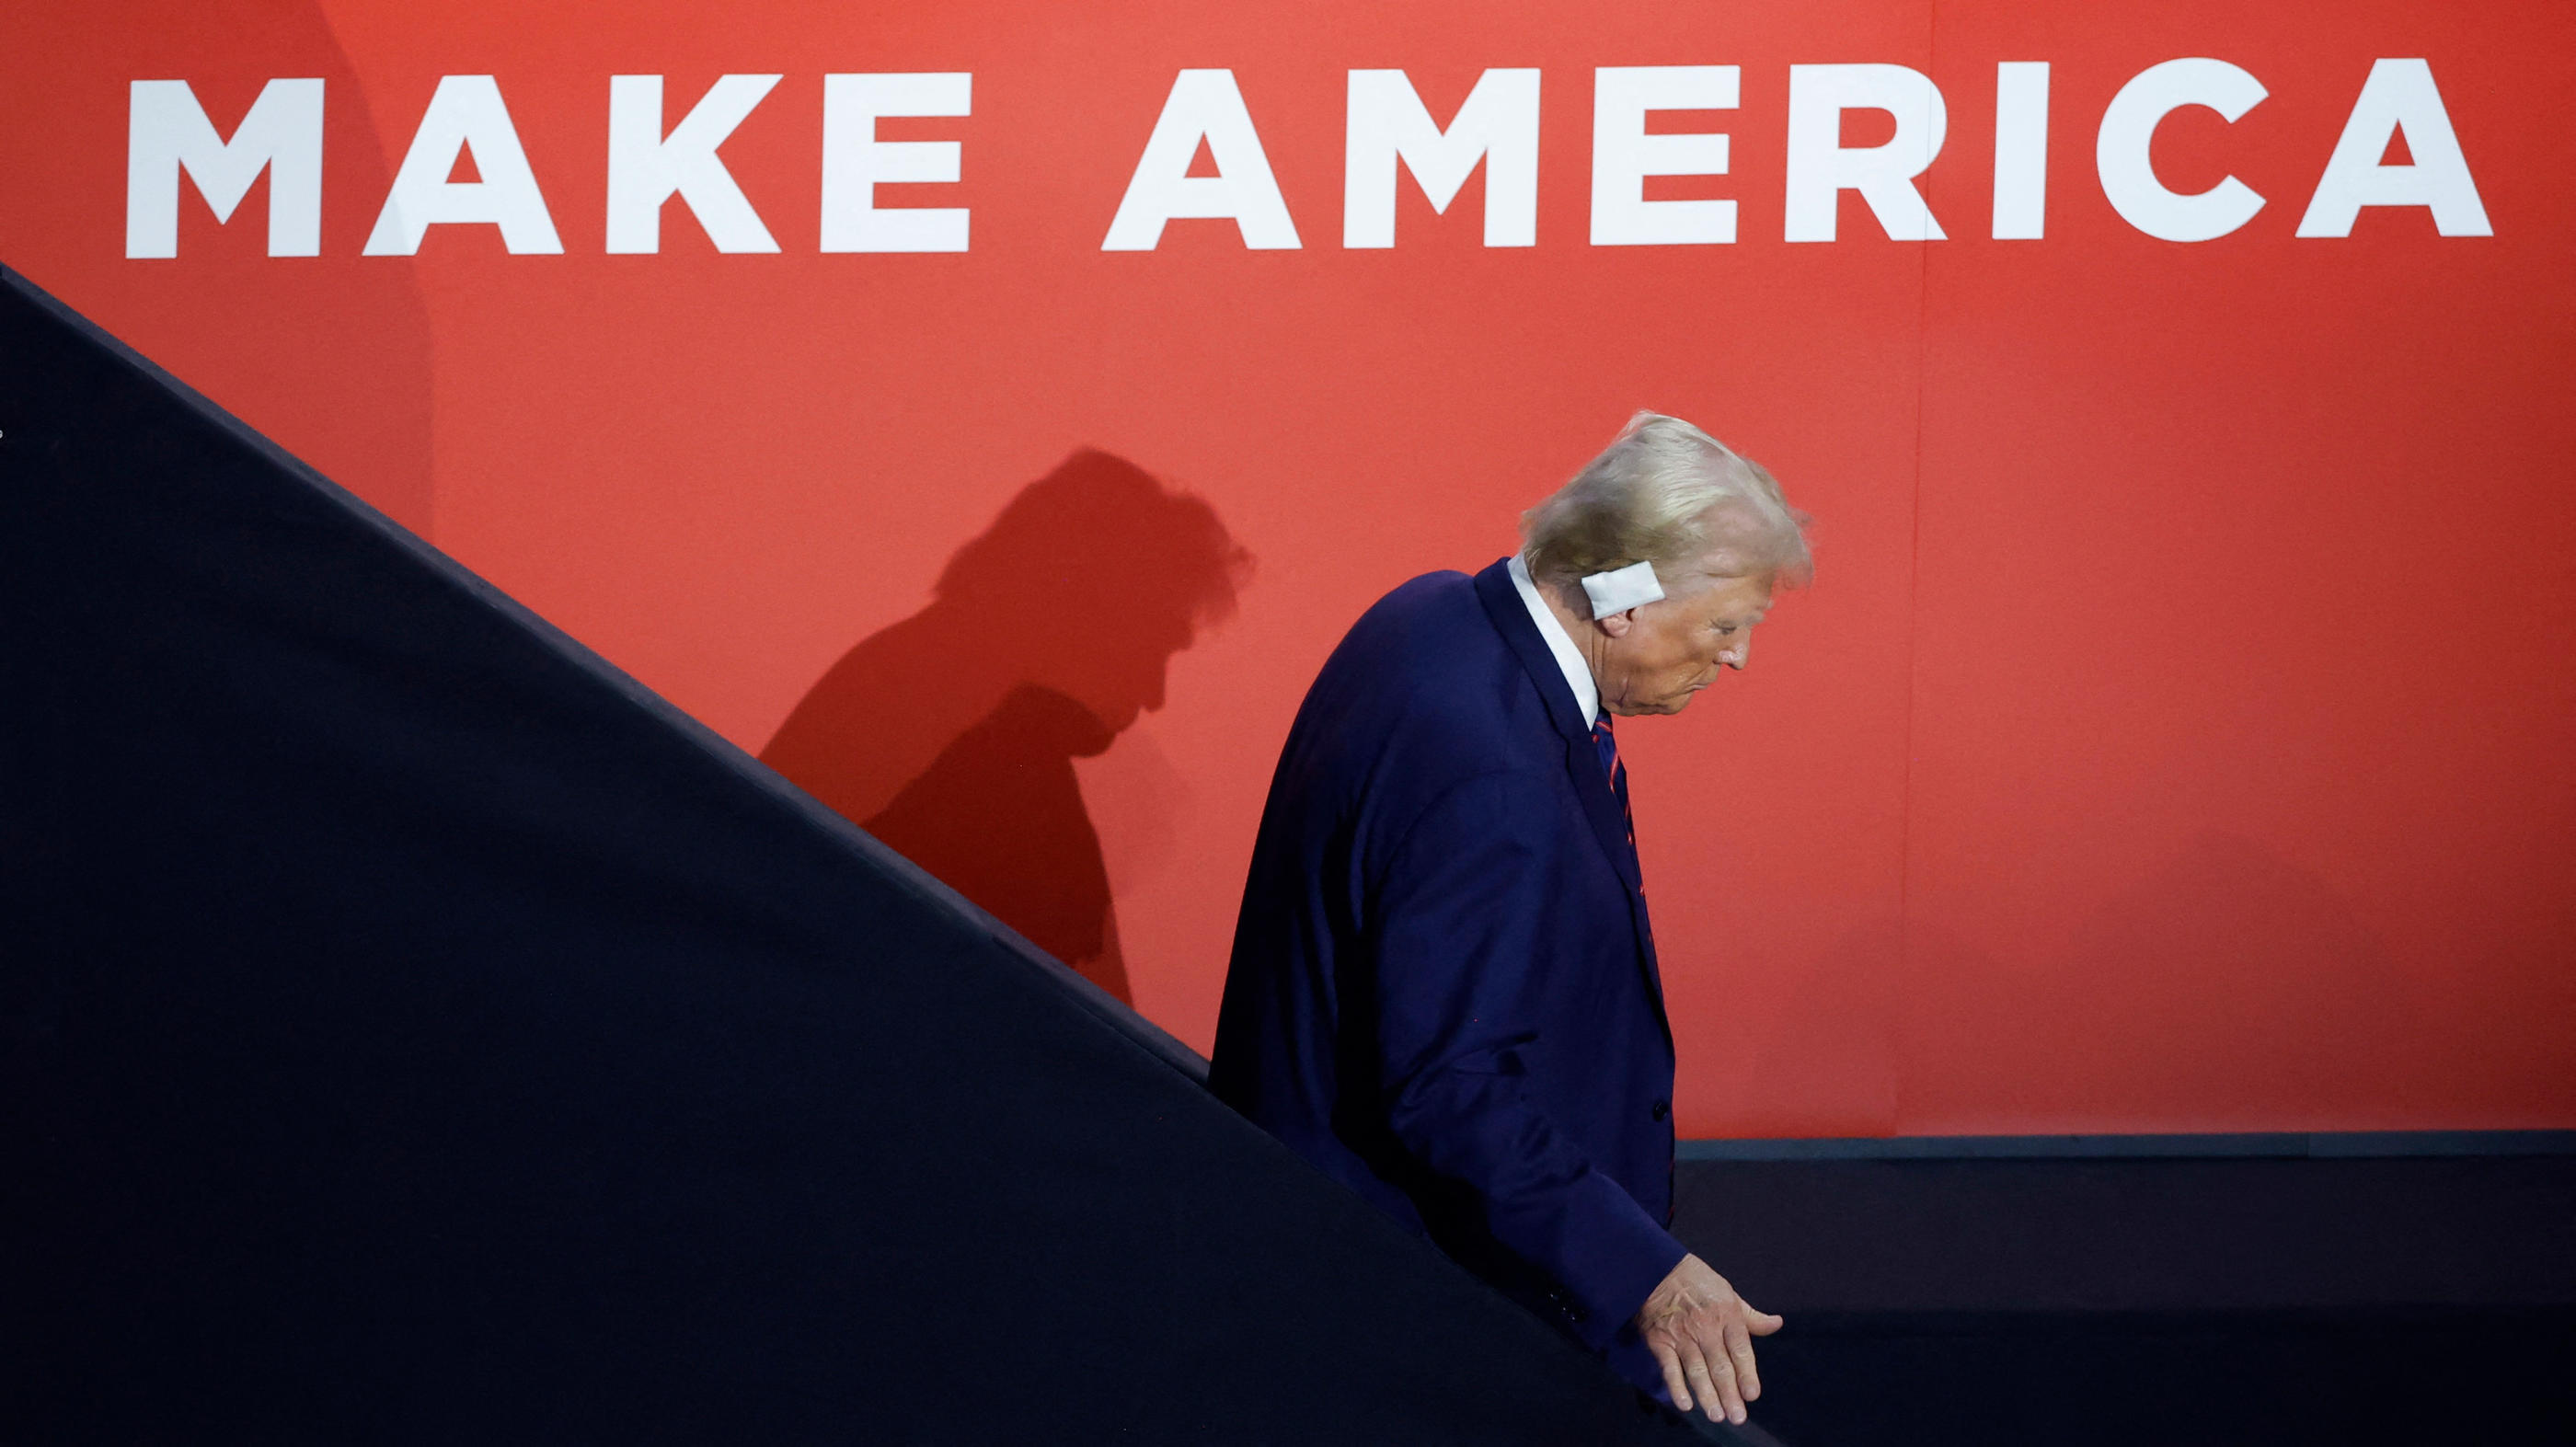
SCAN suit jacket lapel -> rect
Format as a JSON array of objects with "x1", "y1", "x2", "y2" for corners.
[
  {"x1": 1471, "y1": 560, "x2": 1639, "y2": 889},
  {"x1": 1470, "y1": 561, "x2": 1671, "y2": 1043}
]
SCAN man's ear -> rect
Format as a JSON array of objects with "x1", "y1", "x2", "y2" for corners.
[{"x1": 1597, "y1": 611, "x2": 1636, "y2": 637}]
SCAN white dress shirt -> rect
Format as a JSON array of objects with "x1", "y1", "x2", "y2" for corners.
[{"x1": 1506, "y1": 554, "x2": 1599, "y2": 727}]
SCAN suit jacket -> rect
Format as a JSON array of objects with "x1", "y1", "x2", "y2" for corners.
[{"x1": 1211, "y1": 558, "x2": 1687, "y2": 1390}]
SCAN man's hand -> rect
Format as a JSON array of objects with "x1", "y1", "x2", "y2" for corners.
[{"x1": 1634, "y1": 1253, "x2": 1784, "y2": 1426}]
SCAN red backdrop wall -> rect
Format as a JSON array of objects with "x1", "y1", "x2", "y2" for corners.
[{"x1": 7, "y1": 0, "x2": 2569, "y2": 1137}]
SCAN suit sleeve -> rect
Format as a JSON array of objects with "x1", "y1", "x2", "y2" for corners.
[{"x1": 1369, "y1": 768, "x2": 1685, "y2": 1347}]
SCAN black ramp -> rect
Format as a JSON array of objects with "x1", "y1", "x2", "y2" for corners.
[{"x1": 0, "y1": 265, "x2": 1711, "y2": 1444}]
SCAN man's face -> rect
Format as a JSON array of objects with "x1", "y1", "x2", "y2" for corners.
[{"x1": 1596, "y1": 569, "x2": 1774, "y2": 717}]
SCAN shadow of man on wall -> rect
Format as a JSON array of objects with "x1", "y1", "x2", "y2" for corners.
[{"x1": 761, "y1": 450, "x2": 1250, "y2": 1005}]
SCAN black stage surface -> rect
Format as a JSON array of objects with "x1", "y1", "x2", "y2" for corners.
[{"x1": 1673, "y1": 1145, "x2": 2576, "y2": 1445}]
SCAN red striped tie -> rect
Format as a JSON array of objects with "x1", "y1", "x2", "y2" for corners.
[{"x1": 1591, "y1": 715, "x2": 1634, "y2": 851}]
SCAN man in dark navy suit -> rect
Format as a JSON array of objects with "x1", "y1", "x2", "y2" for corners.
[{"x1": 1212, "y1": 412, "x2": 1812, "y2": 1428}]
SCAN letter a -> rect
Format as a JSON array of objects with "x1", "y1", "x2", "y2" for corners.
[
  {"x1": 2296, "y1": 59, "x2": 2491, "y2": 238},
  {"x1": 365, "y1": 75, "x2": 564, "y2": 255},
  {"x1": 1101, "y1": 70, "x2": 1300, "y2": 250}
]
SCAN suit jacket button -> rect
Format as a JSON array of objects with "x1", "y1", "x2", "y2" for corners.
[{"x1": 1650, "y1": 1099, "x2": 1669, "y2": 1121}]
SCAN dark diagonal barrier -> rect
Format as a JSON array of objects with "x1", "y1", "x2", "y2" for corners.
[{"x1": 0, "y1": 264, "x2": 1711, "y2": 1445}]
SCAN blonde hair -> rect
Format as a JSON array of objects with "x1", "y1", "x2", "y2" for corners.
[{"x1": 1520, "y1": 410, "x2": 1811, "y2": 599}]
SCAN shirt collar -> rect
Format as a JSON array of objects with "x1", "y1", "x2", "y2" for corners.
[{"x1": 1507, "y1": 553, "x2": 1599, "y2": 727}]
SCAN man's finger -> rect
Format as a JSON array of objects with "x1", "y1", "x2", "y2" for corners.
[
  {"x1": 1696, "y1": 1325, "x2": 1745, "y2": 1424},
  {"x1": 1744, "y1": 1301, "x2": 1786, "y2": 1336},
  {"x1": 1682, "y1": 1342, "x2": 1722, "y2": 1424},
  {"x1": 1725, "y1": 1315, "x2": 1762, "y2": 1402},
  {"x1": 1651, "y1": 1340, "x2": 1693, "y2": 1414}
]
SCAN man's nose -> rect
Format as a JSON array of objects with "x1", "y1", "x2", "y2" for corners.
[{"x1": 1719, "y1": 633, "x2": 1752, "y2": 671}]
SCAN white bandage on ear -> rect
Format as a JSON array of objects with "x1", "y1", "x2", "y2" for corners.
[{"x1": 1580, "y1": 560, "x2": 1665, "y2": 619}]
